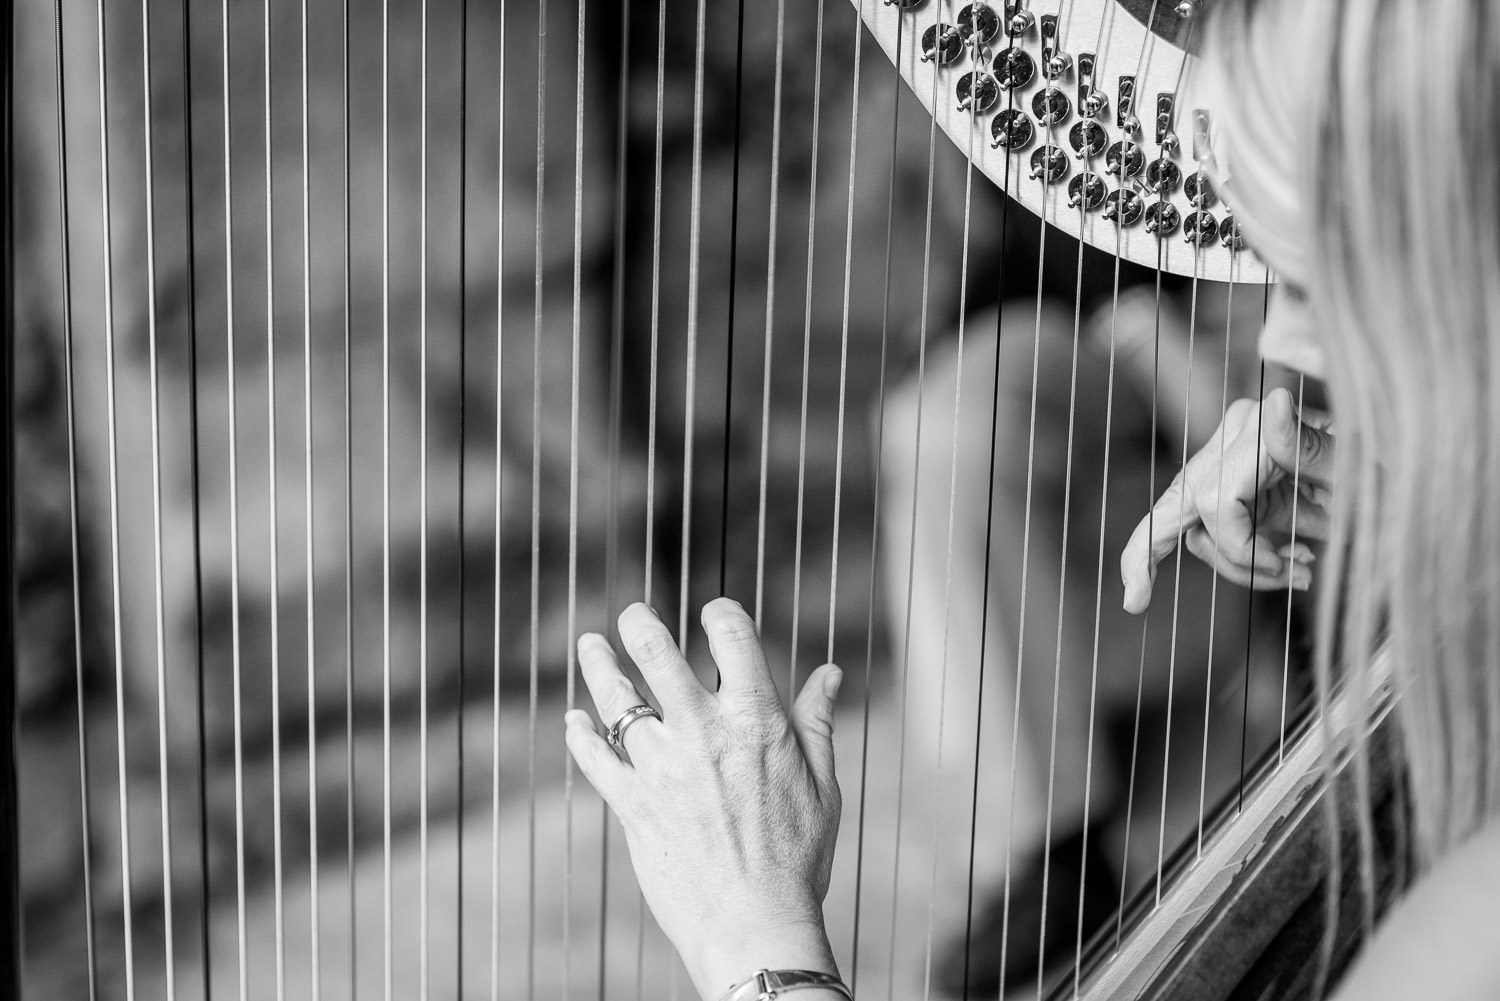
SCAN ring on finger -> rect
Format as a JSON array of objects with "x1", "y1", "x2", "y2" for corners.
[{"x1": 605, "y1": 704, "x2": 662, "y2": 753}]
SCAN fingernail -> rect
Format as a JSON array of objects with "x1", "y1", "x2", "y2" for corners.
[
  {"x1": 1291, "y1": 566, "x2": 1313, "y2": 590},
  {"x1": 823, "y1": 667, "x2": 844, "y2": 699},
  {"x1": 1278, "y1": 543, "x2": 1314, "y2": 564}
]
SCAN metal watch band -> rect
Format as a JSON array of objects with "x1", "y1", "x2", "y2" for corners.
[{"x1": 715, "y1": 968, "x2": 854, "y2": 1001}]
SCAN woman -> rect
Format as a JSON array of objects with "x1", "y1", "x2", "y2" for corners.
[{"x1": 565, "y1": 0, "x2": 1500, "y2": 997}]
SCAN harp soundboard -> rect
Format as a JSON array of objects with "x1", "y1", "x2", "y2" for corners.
[{"x1": 4, "y1": 0, "x2": 1382, "y2": 999}]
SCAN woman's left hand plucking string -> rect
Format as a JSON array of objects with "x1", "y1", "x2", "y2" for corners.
[{"x1": 565, "y1": 598, "x2": 845, "y2": 1000}]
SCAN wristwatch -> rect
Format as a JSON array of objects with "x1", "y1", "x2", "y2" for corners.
[{"x1": 714, "y1": 969, "x2": 854, "y2": 1001}]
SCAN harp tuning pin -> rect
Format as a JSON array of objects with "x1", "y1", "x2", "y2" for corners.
[
  {"x1": 1176, "y1": 0, "x2": 1198, "y2": 16},
  {"x1": 990, "y1": 108, "x2": 1035, "y2": 150},
  {"x1": 957, "y1": 3, "x2": 1001, "y2": 44},
  {"x1": 1105, "y1": 140, "x2": 1145, "y2": 178},
  {"x1": 1183, "y1": 209, "x2": 1219, "y2": 245},
  {"x1": 1219, "y1": 215, "x2": 1245, "y2": 249},
  {"x1": 1082, "y1": 91, "x2": 1109, "y2": 117},
  {"x1": 1144, "y1": 156, "x2": 1182, "y2": 194},
  {"x1": 1067, "y1": 171, "x2": 1107, "y2": 210},
  {"x1": 1184, "y1": 171, "x2": 1217, "y2": 208},
  {"x1": 1144, "y1": 202, "x2": 1180, "y2": 236},
  {"x1": 1005, "y1": 3, "x2": 1035, "y2": 35},
  {"x1": 921, "y1": 23, "x2": 965, "y2": 64},
  {"x1": 994, "y1": 47, "x2": 1036, "y2": 89},
  {"x1": 1032, "y1": 86, "x2": 1072, "y2": 126},
  {"x1": 1102, "y1": 188, "x2": 1144, "y2": 225},
  {"x1": 1029, "y1": 144, "x2": 1069, "y2": 183},
  {"x1": 1046, "y1": 51, "x2": 1073, "y2": 79},
  {"x1": 1069, "y1": 119, "x2": 1109, "y2": 159},
  {"x1": 1122, "y1": 113, "x2": 1142, "y2": 135},
  {"x1": 957, "y1": 72, "x2": 1000, "y2": 114},
  {"x1": 1160, "y1": 130, "x2": 1181, "y2": 153}
]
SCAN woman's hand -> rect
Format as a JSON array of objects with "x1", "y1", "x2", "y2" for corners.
[
  {"x1": 564, "y1": 598, "x2": 845, "y2": 1000},
  {"x1": 1121, "y1": 387, "x2": 1335, "y2": 613}
]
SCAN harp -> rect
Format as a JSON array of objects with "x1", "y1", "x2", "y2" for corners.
[{"x1": 3, "y1": 0, "x2": 1399, "y2": 998}]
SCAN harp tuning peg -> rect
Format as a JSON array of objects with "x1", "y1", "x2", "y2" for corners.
[
  {"x1": 1082, "y1": 91, "x2": 1109, "y2": 117},
  {"x1": 1046, "y1": 51, "x2": 1073, "y2": 79},
  {"x1": 1176, "y1": 0, "x2": 1198, "y2": 16},
  {"x1": 1005, "y1": 4, "x2": 1035, "y2": 36}
]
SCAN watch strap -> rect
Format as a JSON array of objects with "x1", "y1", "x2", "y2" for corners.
[{"x1": 715, "y1": 969, "x2": 853, "y2": 1001}]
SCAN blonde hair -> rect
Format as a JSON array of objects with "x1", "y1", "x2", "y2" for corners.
[{"x1": 1208, "y1": 0, "x2": 1500, "y2": 921}]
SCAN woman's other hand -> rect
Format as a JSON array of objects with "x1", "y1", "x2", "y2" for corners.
[
  {"x1": 1120, "y1": 387, "x2": 1335, "y2": 613},
  {"x1": 564, "y1": 598, "x2": 844, "y2": 999}
]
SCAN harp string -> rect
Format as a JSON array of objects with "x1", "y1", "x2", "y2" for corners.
[
  {"x1": 296, "y1": 0, "x2": 322, "y2": 988},
  {"x1": 600, "y1": 0, "x2": 633, "y2": 987},
  {"x1": 216, "y1": 0, "x2": 251, "y2": 992},
  {"x1": 1154, "y1": 226, "x2": 1203, "y2": 908},
  {"x1": 562, "y1": 0, "x2": 589, "y2": 989},
  {"x1": 454, "y1": 0, "x2": 470, "y2": 988},
  {"x1": 1033, "y1": 4, "x2": 1113, "y2": 975},
  {"x1": 1112, "y1": 0, "x2": 1170, "y2": 940},
  {"x1": 954, "y1": 17, "x2": 1019, "y2": 997},
  {"x1": 526, "y1": 0, "x2": 547, "y2": 994},
  {"x1": 1072, "y1": 147, "x2": 1131, "y2": 999},
  {"x1": 1238, "y1": 298, "x2": 1271, "y2": 811},
  {"x1": 257, "y1": 0, "x2": 289, "y2": 988},
  {"x1": 379, "y1": 0, "x2": 393, "y2": 989},
  {"x1": 93, "y1": 0, "x2": 141, "y2": 993},
  {"x1": 717, "y1": 0, "x2": 747, "y2": 600},
  {"x1": 489, "y1": 0, "x2": 506, "y2": 995},
  {"x1": 138, "y1": 0, "x2": 181, "y2": 987},
  {"x1": 177, "y1": 0, "x2": 214, "y2": 987},
  {"x1": 1151, "y1": 39, "x2": 1207, "y2": 908},
  {"x1": 639, "y1": 0, "x2": 670, "y2": 990},
  {"x1": 341, "y1": 0, "x2": 357, "y2": 990},
  {"x1": 676, "y1": 0, "x2": 711, "y2": 657},
  {"x1": 643, "y1": 0, "x2": 666, "y2": 617},
  {"x1": 1196, "y1": 259, "x2": 1240, "y2": 860},
  {"x1": 847, "y1": 5, "x2": 903, "y2": 990},
  {"x1": 752, "y1": 0, "x2": 788, "y2": 629},
  {"x1": 882, "y1": 18, "x2": 947, "y2": 996},
  {"x1": 916, "y1": 74, "x2": 984, "y2": 1001},
  {"x1": 827, "y1": 0, "x2": 865, "y2": 680},
  {"x1": 53, "y1": 0, "x2": 102, "y2": 994},
  {"x1": 418, "y1": 0, "x2": 431, "y2": 988},
  {"x1": 1278, "y1": 373, "x2": 1309, "y2": 761},
  {"x1": 787, "y1": 0, "x2": 830, "y2": 692}
]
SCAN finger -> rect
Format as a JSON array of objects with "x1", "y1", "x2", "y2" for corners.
[
  {"x1": 701, "y1": 597, "x2": 781, "y2": 715},
  {"x1": 1185, "y1": 527, "x2": 1312, "y2": 592},
  {"x1": 1120, "y1": 475, "x2": 1194, "y2": 614},
  {"x1": 1261, "y1": 387, "x2": 1336, "y2": 484},
  {"x1": 577, "y1": 632, "x2": 665, "y2": 755},
  {"x1": 790, "y1": 664, "x2": 843, "y2": 800},
  {"x1": 616, "y1": 603, "x2": 714, "y2": 722},
  {"x1": 564, "y1": 709, "x2": 635, "y2": 809}
]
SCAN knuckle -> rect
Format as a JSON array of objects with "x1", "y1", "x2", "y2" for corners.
[
  {"x1": 632, "y1": 627, "x2": 678, "y2": 667},
  {"x1": 716, "y1": 616, "x2": 762, "y2": 656},
  {"x1": 607, "y1": 675, "x2": 639, "y2": 706}
]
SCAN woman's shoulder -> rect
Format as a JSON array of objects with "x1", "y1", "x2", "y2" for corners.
[{"x1": 1331, "y1": 819, "x2": 1500, "y2": 1000}]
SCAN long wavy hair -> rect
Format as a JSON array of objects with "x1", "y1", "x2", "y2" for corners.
[{"x1": 1206, "y1": 0, "x2": 1500, "y2": 935}]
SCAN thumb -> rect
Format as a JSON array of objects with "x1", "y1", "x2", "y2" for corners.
[
  {"x1": 790, "y1": 663, "x2": 842, "y2": 794},
  {"x1": 1262, "y1": 387, "x2": 1336, "y2": 484}
]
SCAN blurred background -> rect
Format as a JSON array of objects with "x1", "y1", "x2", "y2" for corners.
[{"x1": 10, "y1": 0, "x2": 1309, "y2": 997}]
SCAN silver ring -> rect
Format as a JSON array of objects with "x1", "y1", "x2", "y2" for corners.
[{"x1": 605, "y1": 704, "x2": 661, "y2": 752}]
